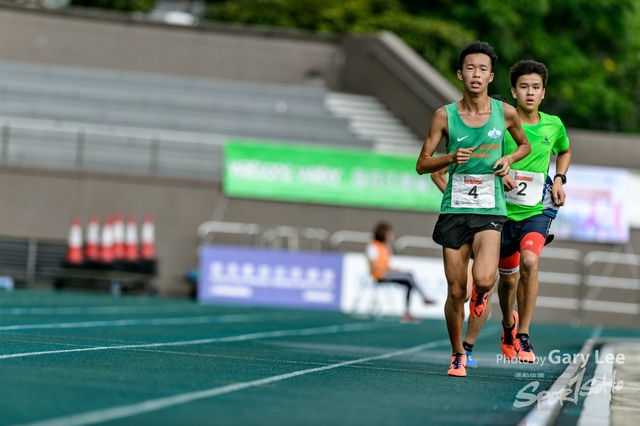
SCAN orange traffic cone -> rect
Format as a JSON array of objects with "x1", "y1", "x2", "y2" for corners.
[
  {"x1": 141, "y1": 214, "x2": 156, "y2": 260},
  {"x1": 100, "y1": 216, "x2": 114, "y2": 264},
  {"x1": 112, "y1": 213, "x2": 125, "y2": 260},
  {"x1": 85, "y1": 214, "x2": 100, "y2": 261},
  {"x1": 124, "y1": 215, "x2": 139, "y2": 262},
  {"x1": 66, "y1": 217, "x2": 83, "y2": 265}
]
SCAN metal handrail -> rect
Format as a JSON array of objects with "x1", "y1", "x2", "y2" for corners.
[
  {"x1": 393, "y1": 235, "x2": 440, "y2": 254},
  {"x1": 539, "y1": 247, "x2": 583, "y2": 323},
  {"x1": 583, "y1": 251, "x2": 640, "y2": 268},
  {"x1": 198, "y1": 222, "x2": 330, "y2": 251},
  {"x1": 579, "y1": 250, "x2": 640, "y2": 323},
  {"x1": 329, "y1": 231, "x2": 372, "y2": 250},
  {"x1": 301, "y1": 228, "x2": 330, "y2": 242},
  {"x1": 197, "y1": 221, "x2": 262, "y2": 245},
  {"x1": 262, "y1": 226, "x2": 299, "y2": 250},
  {"x1": 300, "y1": 228, "x2": 330, "y2": 250},
  {"x1": 540, "y1": 247, "x2": 583, "y2": 263},
  {"x1": 1, "y1": 116, "x2": 227, "y2": 146}
]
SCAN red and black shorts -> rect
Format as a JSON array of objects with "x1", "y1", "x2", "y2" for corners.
[{"x1": 498, "y1": 214, "x2": 553, "y2": 274}]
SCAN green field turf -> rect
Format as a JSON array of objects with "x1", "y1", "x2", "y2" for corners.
[{"x1": 0, "y1": 289, "x2": 637, "y2": 426}]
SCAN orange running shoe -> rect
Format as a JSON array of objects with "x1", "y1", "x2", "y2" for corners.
[
  {"x1": 469, "y1": 281, "x2": 487, "y2": 318},
  {"x1": 516, "y1": 334, "x2": 536, "y2": 363},
  {"x1": 501, "y1": 310, "x2": 519, "y2": 360},
  {"x1": 447, "y1": 353, "x2": 467, "y2": 377}
]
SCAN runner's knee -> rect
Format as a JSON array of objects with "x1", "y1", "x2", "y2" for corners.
[
  {"x1": 448, "y1": 282, "x2": 467, "y2": 301},
  {"x1": 520, "y1": 252, "x2": 539, "y2": 274},
  {"x1": 500, "y1": 274, "x2": 518, "y2": 289},
  {"x1": 473, "y1": 276, "x2": 494, "y2": 293}
]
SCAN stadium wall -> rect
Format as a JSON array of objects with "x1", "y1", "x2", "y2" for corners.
[
  {"x1": 0, "y1": 165, "x2": 636, "y2": 279},
  {"x1": 0, "y1": 165, "x2": 219, "y2": 296},
  {"x1": 2, "y1": 164, "x2": 640, "y2": 327},
  {"x1": 0, "y1": 164, "x2": 443, "y2": 296},
  {"x1": 341, "y1": 32, "x2": 461, "y2": 139}
]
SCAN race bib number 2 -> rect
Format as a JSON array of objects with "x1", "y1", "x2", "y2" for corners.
[
  {"x1": 505, "y1": 170, "x2": 544, "y2": 206},
  {"x1": 451, "y1": 174, "x2": 495, "y2": 209}
]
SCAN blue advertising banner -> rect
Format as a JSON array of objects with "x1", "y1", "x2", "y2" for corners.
[{"x1": 198, "y1": 245, "x2": 343, "y2": 310}]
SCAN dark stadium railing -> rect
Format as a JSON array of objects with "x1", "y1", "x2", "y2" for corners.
[{"x1": 196, "y1": 221, "x2": 640, "y2": 325}]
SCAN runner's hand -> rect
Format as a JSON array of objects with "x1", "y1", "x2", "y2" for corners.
[
  {"x1": 552, "y1": 180, "x2": 566, "y2": 206},
  {"x1": 503, "y1": 175, "x2": 517, "y2": 191},
  {"x1": 451, "y1": 147, "x2": 474, "y2": 164},
  {"x1": 493, "y1": 156, "x2": 511, "y2": 177}
]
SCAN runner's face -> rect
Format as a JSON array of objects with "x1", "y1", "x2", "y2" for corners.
[
  {"x1": 457, "y1": 54, "x2": 494, "y2": 94},
  {"x1": 511, "y1": 74, "x2": 545, "y2": 113}
]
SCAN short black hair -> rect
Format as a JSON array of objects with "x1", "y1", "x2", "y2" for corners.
[
  {"x1": 459, "y1": 41, "x2": 498, "y2": 71},
  {"x1": 510, "y1": 60, "x2": 549, "y2": 88},
  {"x1": 490, "y1": 94, "x2": 509, "y2": 103},
  {"x1": 373, "y1": 222, "x2": 391, "y2": 242}
]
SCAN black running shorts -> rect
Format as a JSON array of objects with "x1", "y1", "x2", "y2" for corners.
[{"x1": 432, "y1": 214, "x2": 507, "y2": 250}]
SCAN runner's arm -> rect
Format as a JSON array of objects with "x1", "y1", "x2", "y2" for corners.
[
  {"x1": 493, "y1": 105, "x2": 531, "y2": 177},
  {"x1": 552, "y1": 147, "x2": 571, "y2": 206},
  {"x1": 416, "y1": 108, "x2": 474, "y2": 175},
  {"x1": 430, "y1": 167, "x2": 448, "y2": 193}
]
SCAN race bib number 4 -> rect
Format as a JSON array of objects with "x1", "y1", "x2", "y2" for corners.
[
  {"x1": 505, "y1": 170, "x2": 544, "y2": 206},
  {"x1": 451, "y1": 174, "x2": 495, "y2": 209}
]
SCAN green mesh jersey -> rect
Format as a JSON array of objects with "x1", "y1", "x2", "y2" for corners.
[
  {"x1": 504, "y1": 111, "x2": 570, "y2": 221},
  {"x1": 440, "y1": 98, "x2": 507, "y2": 216}
]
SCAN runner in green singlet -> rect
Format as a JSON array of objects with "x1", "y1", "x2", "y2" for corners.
[
  {"x1": 497, "y1": 60, "x2": 572, "y2": 363},
  {"x1": 416, "y1": 41, "x2": 531, "y2": 377},
  {"x1": 430, "y1": 94, "x2": 508, "y2": 369}
]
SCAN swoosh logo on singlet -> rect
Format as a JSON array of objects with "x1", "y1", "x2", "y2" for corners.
[{"x1": 457, "y1": 135, "x2": 469, "y2": 142}]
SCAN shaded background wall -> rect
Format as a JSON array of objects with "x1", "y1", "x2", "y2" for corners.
[
  {"x1": 0, "y1": 4, "x2": 344, "y2": 88},
  {"x1": 1, "y1": 4, "x2": 639, "y2": 167}
]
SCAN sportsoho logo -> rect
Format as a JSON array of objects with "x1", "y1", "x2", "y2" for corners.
[
  {"x1": 504, "y1": 350, "x2": 626, "y2": 408},
  {"x1": 513, "y1": 371, "x2": 623, "y2": 409}
]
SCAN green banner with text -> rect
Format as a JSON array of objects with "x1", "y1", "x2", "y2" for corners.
[{"x1": 223, "y1": 140, "x2": 443, "y2": 212}]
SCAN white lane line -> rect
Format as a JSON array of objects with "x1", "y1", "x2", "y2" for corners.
[
  {"x1": 0, "y1": 322, "x2": 383, "y2": 360},
  {"x1": 17, "y1": 337, "x2": 450, "y2": 426},
  {"x1": 0, "y1": 314, "x2": 276, "y2": 331},
  {"x1": 0, "y1": 306, "x2": 198, "y2": 316},
  {"x1": 576, "y1": 343, "x2": 614, "y2": 426},
  {"x1": 590, "y1": 324, "x2": 604, "y2": 340},
  {"x1": 132, "y1": 348, "x2": 328, "y2": 367},
  {"x1": 517, "y1": 338, "x2": 597, "y2": 426}
]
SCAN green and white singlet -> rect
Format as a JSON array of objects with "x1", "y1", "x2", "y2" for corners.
[
  {"x1": 440, "y1": 98, "x2": 507, "y2": 216},
  {"x1": 503, "y1": 111, "x2": 570, "y2": 222}
]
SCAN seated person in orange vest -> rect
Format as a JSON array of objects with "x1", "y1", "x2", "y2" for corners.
[{"x1": 366, "y1": 222, "x2": 435, "y2": 322}]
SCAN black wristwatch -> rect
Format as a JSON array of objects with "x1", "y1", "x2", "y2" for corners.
[{"x1": 554, "y1": 174, "x2": 567, "y2": 185}]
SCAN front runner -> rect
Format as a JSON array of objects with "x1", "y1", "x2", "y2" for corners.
[
  {"x1": 416, "y1": 41, "x2": 531, "y2": 377},
  {"x1": 498, "y1": 60, "x2": 572, "y2": 363},
  {"x1": 429, "y1": 93, "x2": 508, "y2": 368}
]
